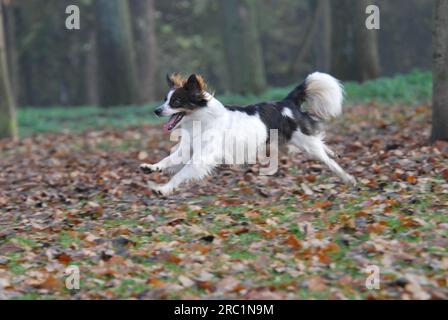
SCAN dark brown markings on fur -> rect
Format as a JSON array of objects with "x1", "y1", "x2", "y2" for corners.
[
  {"x1": 225, "y1": 101, "x2": 322, "y2": 143},
  {"x1": 282, "y1": 81, "x2": 324, "y2": 136},
  {"x1": 257, "y1": 102, "x2": 298, "y2": 142},
  {"x1": 225, "y1": 80, "x2": 323, "y2": 141},
  {"x1": 284, "y1": 82, "x2": 307, "y2": 106},
  {"x1": 166, "y1": 73, "x2": 185, "y2": 88},
  {"x1": 169, "y1": 74, "x2": 208, "y2": 110},
  {"x1": 225, "y1": 105, "x2": 258, "y2": 115}
]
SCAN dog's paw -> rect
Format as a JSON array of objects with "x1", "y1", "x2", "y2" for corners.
[
  {"x1": 139, "y1": 163, "x2": 160, "y2": 175},
  {"x1": 325, "y1": 148, "x2": 340, "y2": 159},
  {"x1": 345, "y1": 175, "x2": 357, "y2": 187},
  {"x1": 147, "y1": 181, "x2": 173, "y2": 197}
]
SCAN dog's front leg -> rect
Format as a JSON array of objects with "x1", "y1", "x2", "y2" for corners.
[
  {"x1": 148, "y1": 159, "x2": 216, "y2": 196},
  {"x1": 164, "y1": 164, "x2": 185, "y2": 175},
  {"x1": 139, "y1": 157, "x2": 172, "y2": 174},
  {"x1": 140, "y1": 143, "x2": 189, "y2": 174}
]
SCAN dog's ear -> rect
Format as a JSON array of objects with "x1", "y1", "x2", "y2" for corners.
[
  {"x1": 167, "y1": 73, "x2": 185, "y2": 88},
  {"x1": 184, "y1": 74, "x2": 206, "y2": 93},
  {"x1": 166, "y1": 74, "x2": 175, "y2": 88}
]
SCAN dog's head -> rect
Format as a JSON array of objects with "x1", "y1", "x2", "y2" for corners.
[{"x1": 155, "y1": 73, "x2": 209, "y2": 132}]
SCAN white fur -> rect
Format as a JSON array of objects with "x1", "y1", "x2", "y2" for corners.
[
  {"x1": 290, "y1": 130, "x2": 355, "y2": 185},
  {"x1": 142, "y1": 73, "x2": 354, "y2": 196},
  {"x1": 304, "y1": 72, "x2": 344, "y2": 120},
  {"x1": 157, "y1": 90, "x2": 176, "y2": 116},
  {"x1": 281, "y1": 108, "x2": 294, "y2": 119},
  {"x1": 143, "y1": 94, "x2": 269, "y2": 195}
]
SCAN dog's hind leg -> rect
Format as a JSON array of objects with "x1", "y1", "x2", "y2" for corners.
[
  {"x1": 290, "y1": 131, "x2": 356, "y2": 186},
  {"x1": 323, "y1": 145, "x2": 339, "y2": 159}
]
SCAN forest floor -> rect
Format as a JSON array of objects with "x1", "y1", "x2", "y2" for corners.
[{"x1": 1, "y1": 100, "x2": 448, "y2": 299}]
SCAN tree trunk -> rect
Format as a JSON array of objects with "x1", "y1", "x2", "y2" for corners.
[
  {"x1": 95, "y1": 0, "x2": 138, "y2": 107},
  {"x1": 331, "y1": 0, "x2": 380, "y2": 81},
  {"x1": 431, "y1": 0, "x2": 448, "y2": 142},
  {"x1": 315, "y1": 0, "x2": 331, "y2": 72},
  {"x1": 290, "y1": 0, "x2": 325, "y2": 77},
  {"x1": 354, "y1": 0, "x2": 381, "y2": 81},
  {"x1": 4, "y1": 3, "x2": 18, "y2": 103},
  {"x1": 129, "y1": 0, "x2": 157, "y2": 105},
  {"x1": 219, "y1": 0, "x2": 266, "y2": 95},
  {"x1": 0, "y1": 3, "x2": 18, "y2": 140},
  {"x1": 86, "y1": 30, "x2": 99, "y2": 106},
  {"x1": 330, "y1": 0, "x2": 354, "y2": 80}
]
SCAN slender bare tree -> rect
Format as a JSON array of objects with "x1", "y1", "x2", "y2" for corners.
[
  {"x1": 95, "y1": 0, "x2": 138, "y2": 107},
  {"x1": 219, "y1": 0, "x2": 266, "y2": 95},
  {"x1": 289, "y1": 0, "x2": 326, "y2": 77},
  {"x1": 331, "y1": 0, "x2": 381, "y2": 81},
  {"x1": 315, "y1": 0, "x2": 332, "y2": 72},
  {"x1": 431, "y1": 0, "x2": 448, "y2": 142},
  {"x1": 0, "y1": 2, "x2": 18, "y2": 140},
  {"x1": 130, "y1": 0, "x2": 157, "y2": 105},
  {"x1": 4, "y1": 1, "x2": 18, "y2": 102}
]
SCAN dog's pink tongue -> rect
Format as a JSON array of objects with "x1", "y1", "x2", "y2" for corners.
[{"x1": 163, "y1": 115, "x2": 177, "y2": 133}]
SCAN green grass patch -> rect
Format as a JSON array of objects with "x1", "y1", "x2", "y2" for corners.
[
  {"x1": 59, "y1": 231, "x2": 81, "y2": 249},
  {"x1": 17, "y1": 70, "x2": 432, "y2": 137}
]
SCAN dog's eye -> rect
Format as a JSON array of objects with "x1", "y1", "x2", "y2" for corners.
[{"x1": 172, "y1": 100, "x2": 181, "y2": 107}]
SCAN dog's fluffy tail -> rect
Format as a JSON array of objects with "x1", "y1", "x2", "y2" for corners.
[{"x1": 286, "y1": 72, "x2": 344, "y2": 121}]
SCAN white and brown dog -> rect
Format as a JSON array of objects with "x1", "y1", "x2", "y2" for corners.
[{"x1": 140, "y1": 73, "x2": 356, "y2": 196}]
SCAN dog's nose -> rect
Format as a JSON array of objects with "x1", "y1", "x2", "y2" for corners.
[{"x1": 154, "y1": 107, "x2": 163, "y2": 117}]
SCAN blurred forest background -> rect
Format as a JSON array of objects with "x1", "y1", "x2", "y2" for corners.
[
  {"x1": 0, "y1": 0, "x2": 445, "y2": 139},
  {"x1": 0, "y1": 0, "x2": 435, "y2": 106},
  {"x1": 1, "y1": 1, "x2": 448, "y2": 300}
]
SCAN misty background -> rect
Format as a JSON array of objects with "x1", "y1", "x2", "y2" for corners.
[{"x1": 1, "y1": 0, "x2": 434, "y2": 107}]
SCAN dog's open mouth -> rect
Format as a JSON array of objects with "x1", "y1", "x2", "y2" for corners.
[{"x1": 163, "y1": 112, "x2": 185, "y2": 132}]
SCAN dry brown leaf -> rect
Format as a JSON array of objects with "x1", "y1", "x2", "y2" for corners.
[{"x1": 285, "y1": 234, "x2": 302, "y2": 249}]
